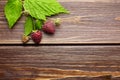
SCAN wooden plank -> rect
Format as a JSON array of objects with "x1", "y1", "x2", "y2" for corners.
[
  {"x1": 1, "y1": 1, "x2": 120, "y2": 44},
  {"x1": 0, "y1": 46, "x2": 120, "y2": 80},
  {"x1": 58, "y1": 0, "x2": 120, "y2": 3},
  {"x1": 1, "y1": 0, "x2": 120, "y2": 3}
]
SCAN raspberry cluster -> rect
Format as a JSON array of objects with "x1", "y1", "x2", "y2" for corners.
[{"x1": 22, "y1": 19, "x2": 60, "y2": 44}]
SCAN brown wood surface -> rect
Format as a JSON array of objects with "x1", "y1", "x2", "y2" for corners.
[
  {"x1": 0, "y1": 0, "x2": 120, "y2": 44},
  {"x1": 0, "y1": 0, "x2": 120, "y2": 80},
  {"x1": 0, "y1": 46, "x2": 120, "y2": 80}
]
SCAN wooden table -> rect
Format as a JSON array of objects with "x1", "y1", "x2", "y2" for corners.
[{"x1": 0, "y1": 0, "x2": 120, "y2": 80}]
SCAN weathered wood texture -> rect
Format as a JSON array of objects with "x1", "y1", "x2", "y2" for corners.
[
  {"x1": 0, "y1": 46, "x2": 120, "y2": 80},
  {"x1": 0, "y1": 1, "x2": 120, "y2": 44},
  {"x1": 0, "y1": 0, "x2": 120, "y2": 80},
  {"x1": 59, "y1": 0, "x2": 120, "y2": 3}
]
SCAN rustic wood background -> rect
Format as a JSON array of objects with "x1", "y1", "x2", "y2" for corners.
[{"x1": 0, "y1": 0, "x2": 120, "y2": 80}]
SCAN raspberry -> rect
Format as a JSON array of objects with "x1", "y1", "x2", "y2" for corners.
[
  {"x1": 31, "y1": 30, "x2": 42, "y2": 44},
  {"x1": 42, "y1": 21, "x2": 55, "y2": 34}
]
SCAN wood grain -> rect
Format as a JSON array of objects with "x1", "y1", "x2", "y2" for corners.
[
  {"x1": 58, "y1": 0, "x2": 120, "y2": 3},
  {"x1": 0, "y1": 1, "x2": 120, "y2": 44},
  {"x1": 0, "y1": 0, "x2": 120, "y2": 80},
  {"x1": 0, "y1": 46, "x2": 120, "y2": 80}
]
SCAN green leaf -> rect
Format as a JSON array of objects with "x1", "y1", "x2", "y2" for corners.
[
  {"x1": 4, "y1": 0, "x2": 22, "y2": 28},
  {"x1": 35, "y1": 19, "x2": 43, "y2": 30},
  {"x1": 24, "y1": 16, "x2": 33, "y2": 36},
  {"x1": 23, "y1": 0, "x2": 69, "y2": 20}
]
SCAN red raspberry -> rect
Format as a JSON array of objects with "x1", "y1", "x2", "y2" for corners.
[
  {"x1": 31, "y1": 30, "x2": 42, "y2": 44},
  {"x1": 42, "y1": 21, "x2": 55, "y2": 34}
]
